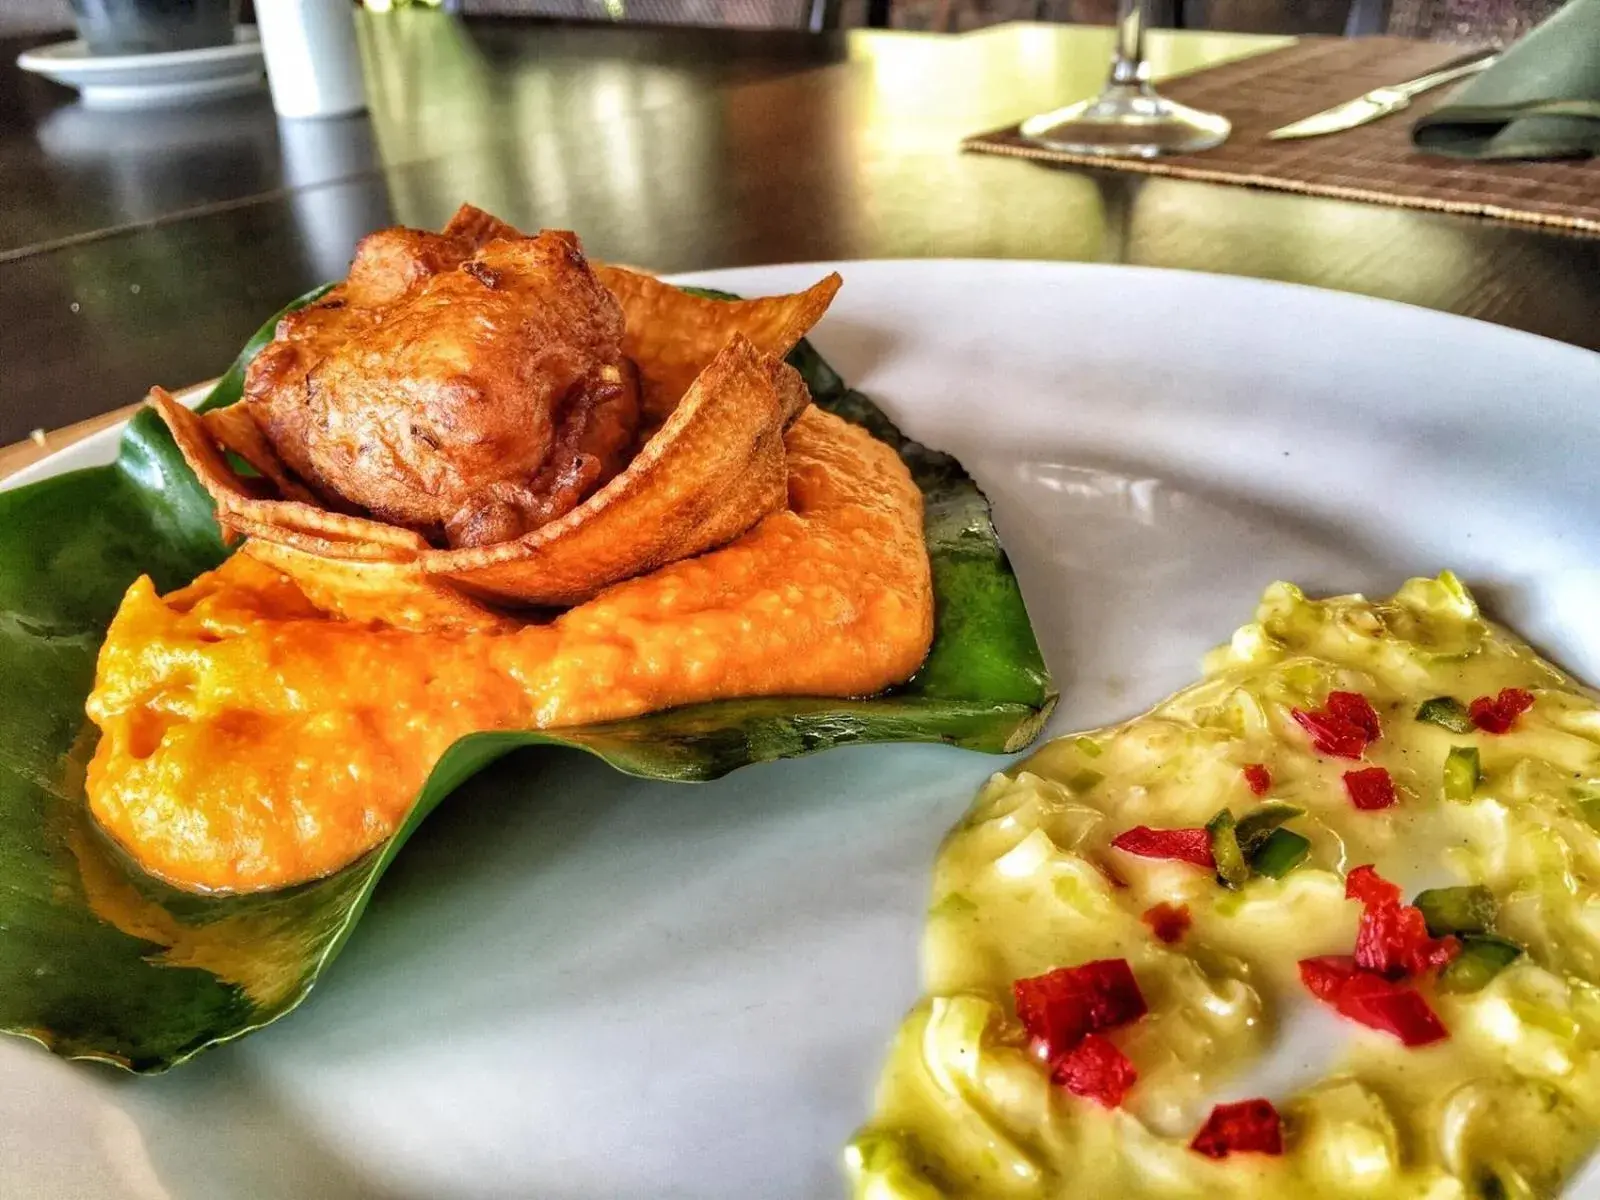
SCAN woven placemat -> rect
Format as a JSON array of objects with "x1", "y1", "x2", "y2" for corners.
[{"x1": 964, "y1": 37, "x2": 1600, "y2": 236}]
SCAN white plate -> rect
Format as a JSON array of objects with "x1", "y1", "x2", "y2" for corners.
[
  {"x1": 16, "y1": 27, "x2": 263, "y2": 110},
  {"x1": 3, "y1": 261, "x2": 1599, "y2": 1199}
]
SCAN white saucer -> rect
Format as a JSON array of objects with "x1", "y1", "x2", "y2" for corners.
[{"x1": 17, "y1": 26, "x2": 264, "y2": 110}]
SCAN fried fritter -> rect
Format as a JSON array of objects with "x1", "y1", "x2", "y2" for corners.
[
  {"x1": 241, "y1": 207, "x2": 638, "y2": 548},
  {"x1": 158, "y1": 208, "x2": 844, "y2": 618}
]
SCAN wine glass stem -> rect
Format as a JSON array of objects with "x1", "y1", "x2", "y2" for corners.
[{"x1": 1108, "y1": 0, "x2": 1151, "y2": 88}]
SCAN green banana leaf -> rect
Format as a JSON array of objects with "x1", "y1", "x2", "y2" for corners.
[{"x1": 0, "y1": 285, "x2": 1055, "y2": 1074}]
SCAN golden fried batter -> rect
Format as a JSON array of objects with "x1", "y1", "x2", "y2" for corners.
[
  {"x1": 241, "y1": 207, "x2": 639, "y2": 548},
  {"x1": 159, "y1": 208, "x2": 844, "y2": 616}
]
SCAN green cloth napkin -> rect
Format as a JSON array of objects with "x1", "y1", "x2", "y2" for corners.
[{"x1": 1412, "y1": 0, "x2": 1600, "y2": 160}]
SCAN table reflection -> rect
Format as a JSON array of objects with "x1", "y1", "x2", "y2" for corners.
[
  {"x1": 276, "y1": 115, "x2": 394, "y2": 282},
  {"x1": 32, "y1": 97, "x2": 280, "y2": 236}
]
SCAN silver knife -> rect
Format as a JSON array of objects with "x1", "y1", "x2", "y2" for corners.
[{"x1": 1266, "y1": 50, "x2": 1498, "y2": 141}]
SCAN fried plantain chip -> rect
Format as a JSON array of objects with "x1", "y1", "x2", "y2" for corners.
[
  {"x1": 147, "y1": 220, "x2": 842, "y2": 625},
  {"x1": 242, "y1": 540, "x2": 514, "y2": 633},
  {"x1": 200, "y1": 405, "x2": 321, "y2": 505},
  {"x1": 152, "y1": 388, "x2": 427, "y2": 557},
  {"x1": 594, "y1": 266, "x2": 841, "y2": 422},
  {"x1": 440, "y1": 203, "x2": 522, "y2": 247},
  {"x1": 154, "y1": 335, "x2": 817, "y2": 615}
]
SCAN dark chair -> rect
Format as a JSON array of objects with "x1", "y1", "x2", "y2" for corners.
[{"x1": 457, "y1": 0, "x2": 842, "y2": 32}]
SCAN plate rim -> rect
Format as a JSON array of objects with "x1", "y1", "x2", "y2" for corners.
[
  {"x1": 72, "y1": 72, "x2": 265, "y2": 108},
  {"x1": 17, "y1": 25, "x2": 261, "y2": 75}
]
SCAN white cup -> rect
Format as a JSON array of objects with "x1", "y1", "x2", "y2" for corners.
[{"x1": 255, "y1": 0, "x2": 367, "y2": 120}]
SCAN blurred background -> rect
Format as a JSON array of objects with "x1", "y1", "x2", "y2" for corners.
[
  {"x1": 3, "y1": 0, "x2": 1586, "y2": 457},
  {"x1": 0, "y1": 0, "x2": 1567, "y2": 44}
]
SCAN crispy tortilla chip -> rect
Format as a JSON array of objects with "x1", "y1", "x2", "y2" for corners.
[
  {"x1": 428, "y1": 334, "x2": 810, "y2": 606},
  {"x1": 154, "y1": 387, "x2": 271, "y2": 504},
  {"x1": 242, "y1": 541, "x2": 513, "y2": 633},
  {"x1": 148, "y1": 258, "x2": 840, "y2": 625},
  {"x1": 196, "y1": 406, "x2": 318, "y2": 505},
  {"x1": 199, "y1": 405, "x2": 322, "y2": 505},
  {"x1": 440, "y1": 203, "x2": 524, "y2": 248},
  {"x1": 594, "y1": 266, "x2": 840, "y2": 422},
  {"x1": 152, "y1": 388, "x2": 428, "y2": 558},
  {"x1": 220, "y1": 514, "x2": 418, "y2": 563},
  {"x1": 152, "y1": 337, "x2": 811, "y2": 613}
]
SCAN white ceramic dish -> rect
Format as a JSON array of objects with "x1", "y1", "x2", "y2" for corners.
[
  {"x1": 3, "y1": 261, "x2": 1599, "y2": 1198},
  {"x1": 16, "y1": 27, "x2": 264, "y2": 110}
]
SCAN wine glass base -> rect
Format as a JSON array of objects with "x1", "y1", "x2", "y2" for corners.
[{"x1": 1018, "y1": 85, "x2": 1231, "y2": 158}]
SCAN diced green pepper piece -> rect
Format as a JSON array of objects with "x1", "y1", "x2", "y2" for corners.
[
  {"x1": 1413, "y1": 885, "x2": 1497, "y2": 936},
  {"x1": 1066, "y1": 769, "x2": 1104, "y2": 794},
  {"x1": 1234, "y1": 802, "x2": 1305, "y2": 857},
  {"x1": 1206, "y1": 808, "x2": 1251, "y2": 890},
  {"x1": 1249, "y1": 828, "x2": 1310, "y2": 879},
  {"x1": 1438, "y1": 934, "x2": 1523, "y2": 994},
  {"x1": 1416, "y1": 696, "x2": 1474, "y2": 734},
  {"x1": 1074, "y1": 737, "x2": 1104, "y2": 758},
  {"x1": 1443, "y1": 746, "x2": 1482, "y2": 803}
]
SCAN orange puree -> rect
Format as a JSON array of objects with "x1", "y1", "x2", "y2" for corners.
[{"x1": 85, "y1": 408, "x2": 933, "y2": 893}]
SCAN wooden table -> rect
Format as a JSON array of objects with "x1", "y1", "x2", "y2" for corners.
[{"x1": 4, "y1": 13, "x2": 1598, "y2": 474}]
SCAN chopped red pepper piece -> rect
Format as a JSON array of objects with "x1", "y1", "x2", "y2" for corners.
[
  {"x1": 1142, "y1": 902, "x2": 1192, "y2": 944},
  {"x1": 1113, "y1": 825, "x2": 1209, "y2": 876},
  {"x1": 1343, "y1": 766, "x2": 1397, "y2": 811},
  {"x1": 1326, "y1": 691, "x2": 1382, "y2": 742},
  {"x1": 1299, "y1": 957, "x2": 1451, "y2": 1047},
  {"x1": 1291, "y1": 707, "x2": 1369, "y2": 759},
  {"x1": 1051, "y1": 1033, "x2": 1138, "y2": 1108},
  {"x1": 1067, "y1": 959, "x2": 1147, "y2": 1031},
  {"x1": 1335, "y1": 975, "x2": 1449, "y2": 1047},
  {"x1": 1299, "y1": 954, "x2": 1359, "y2": 1003},
  {"x1": 1012, "y1": 959, "x2": 1148, "y2": 1060},
  {"x1": 1189, "y1": 1099, "x2": 1284, "y2": 1158},
  {"x1": 1292, "y1": 690, "x2": 1381, "y2": 759},
  {"x1": 1013, "y1": 972, "x2": 1091, "y2": 1056},
  {"x1": 1345, "y1": 864, "x2": 1459, "y2": 977},
  {"x1": 1497, "y1": 688, "x2": 1532, "y2": 719},
  {"x1": 1303, "y1": 866, "x2": 1456, "y2": 1047},
  {"x1": 1242, "y1": 763, "x2": 1272, "y2": 796},
  {"x1": 1354, "y1": 903, "x2": 1407, "y2": 973},
  {"x1": 1304, "y1": 866, "x2": 1456, "y2": 1047},
  {"x1": 1344, "y1": 865, "x2": 1401, "y2": 907},
  {"x1": 1469, "y1": 687, "x2": 1535, "y2": 734},
  {"x1": 1468, "y1": 697, "x2": 1505, "y2": 732},
  {"x1": 1356, "y1": 899, "x2": 1459, "y2": 977},
  {"x1": 1111, "y1": 826, "x2": 1216, "y2": 869}
]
